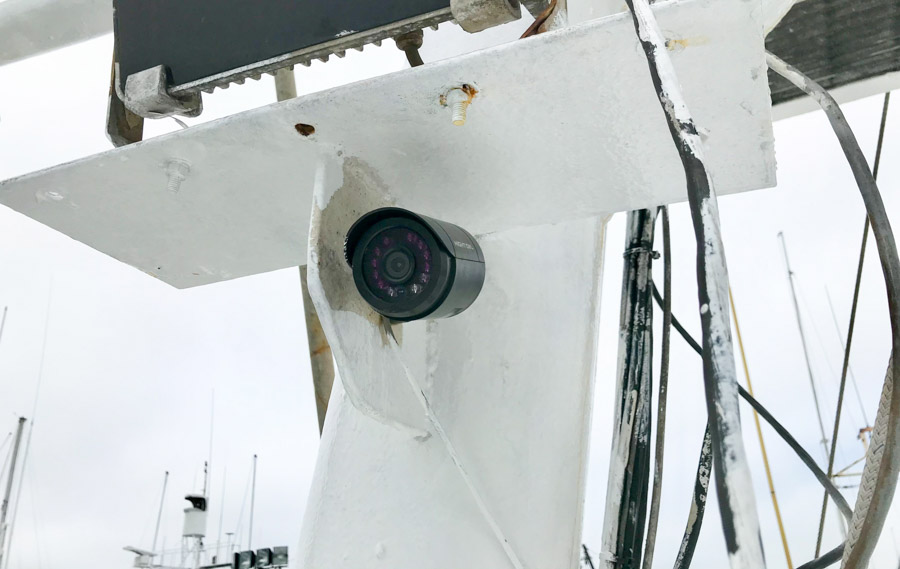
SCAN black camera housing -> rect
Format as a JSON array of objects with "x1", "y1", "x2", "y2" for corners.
[{"x1": 344, "y1": 208, "x2": 485, "y2": 322}]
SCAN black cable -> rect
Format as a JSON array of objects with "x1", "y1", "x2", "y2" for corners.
[
  {"x1": 795, "y1": 544, "x2": 844, "y2": 569},
  {"x1": 609, "y1": 209, "x2": 657, "y2": 568},
  {"x1": 623, "y1": 1, "x2": 761, "y2": 561},
  {"x1": 582, "y1": 544, "x2": 596, "y2": 569},
  {"x1": 767, "y1": 52, "x2": 900, "y2": 569},
  {"x1": 814, "y1": 91, "x2": 891, "y2": 555},
  {"x1": 672, "y1": 426, "x2": 712, "y2": 569},
  {"x1": 643, "y1": 206, "x2": 671, "y2": 569},
  {"x1": 651, "y1": 282, "x2": 853, "y2": 520}
]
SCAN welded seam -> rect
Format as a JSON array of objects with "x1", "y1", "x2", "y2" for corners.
[{"x1": 388, "y1": 337, "x2": 526, "y2": 569}]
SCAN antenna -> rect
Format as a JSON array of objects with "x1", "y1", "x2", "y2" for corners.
[
  {"x1": 0, "y1": 307, "x2": 8, "y2": 348},
  {"x1": 248, "y1": 455, "x2": 257, "y2": 550},
  {"x1": 207, "y1": 390, "x2": 215, "y2": 499},
  {"x1": 215, "y1": 468, "x2": 227, "y2": 563},
  {"x1": 152, "y1": 471, "x2": 169, "y2": 554}
]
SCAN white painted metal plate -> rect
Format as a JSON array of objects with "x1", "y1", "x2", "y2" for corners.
[
  {"x1": 0, "y1": 0, "x2": 775, "y2": 288},
  {"x1": 0, "y1": 0, "x2": 112, "y2": 66},
  {"x1": 300, "y1": 217, "x2": 606, "y2": 569}
]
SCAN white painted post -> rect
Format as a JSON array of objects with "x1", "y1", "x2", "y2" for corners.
[{"x1": 297, "y1": 154, "x2": 609, "y2": 568}]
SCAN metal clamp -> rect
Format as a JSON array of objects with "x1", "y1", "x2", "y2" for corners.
[
  {"x1": 117, "y1": 65, "x2": 202, "y2": 119},
  {"x1": 451, "y1": 0, "x2": 521, "y2": 33}
]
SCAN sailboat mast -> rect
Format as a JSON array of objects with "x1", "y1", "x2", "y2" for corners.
[
  {"x1": 248, "y1": 455, "x2": 257, "y2": 550},
  {"x1": 778, "y1": 232, "x2": 830, "y2": 460},
  {"x1": 152, "y1": 471, "x2": 169, "y2": 554},
  {"x1": 0, "y1": 417, "x2": 26, "y2": 569}
]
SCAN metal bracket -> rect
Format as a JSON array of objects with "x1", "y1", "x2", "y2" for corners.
[
  {"x1": 451, "y1": 0, "x2": 521, "y2": 32},
  {"x1": 106, "y1": 48, "x2": 144, "y2": 147},
  {"x1": 117, "y1": 65, "x2": 203, "y2": 119}
]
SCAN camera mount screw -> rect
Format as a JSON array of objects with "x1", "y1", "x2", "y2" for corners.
[
  {"x1": 441, "y1": 85, "x2": 478, "y2": 126},
  {"x1": 164, "y1": 158, "x2": 191, "y2": 193}
]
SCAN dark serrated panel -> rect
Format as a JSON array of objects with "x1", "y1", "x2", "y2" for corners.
[
  {"x1": 114, "y1": 0, "x2": 450, "y2": 89},
  {"x1": 767, "y1": 0, "x2": 900, "y2": 105}
]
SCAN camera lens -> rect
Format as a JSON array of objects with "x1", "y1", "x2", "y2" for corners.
[
  {"x1": 345, "y1": 208, "x2": 485, "y2": 321},
  {"x1": 383, "y1": 249, "x2": 414, "y2": 283}
]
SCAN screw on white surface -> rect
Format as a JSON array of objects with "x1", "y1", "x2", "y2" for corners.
[
  {"x1": 164, "y1": 159, "x2": 191, "y2": 193},
  {"x1": 451, "y1": 101, "x2": 469, "y2": 126},
  {"x1": 445, "y1": 88, "x2": 472, "y2": 126}
]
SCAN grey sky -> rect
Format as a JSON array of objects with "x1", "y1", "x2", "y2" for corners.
[{"x1": 1, "y1": 15, "x2": 899, "y2": 569}]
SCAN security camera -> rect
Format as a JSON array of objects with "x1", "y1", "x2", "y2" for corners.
[{"x1": 344, "y1": 208, "x2": 485, "y2": 322}]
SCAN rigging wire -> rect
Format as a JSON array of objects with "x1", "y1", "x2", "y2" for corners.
[
  {"x1": 651, "y1": 282, "x2": 853, "y2": 520},
  {"x1": 813, "y1": 90, "x2": 892, "y2": 558},
  {"x1": 4, "y1": 285, "x2": 51, "y2": 569},
  {"x1": 797, "y1": 288, "x2": 852, "y2": 464},
  {"x1": 824, "y1": 289, "x2": 870, "y2": 427},
  {"x1": 651, "y1": 283, "x2": 851, "y2": 569},
  {"x1": 800, "y1": 290, "x2": 862, "y2": 443},
  {"x1": 26, "y1": 461, "x2": 44, "y2": 569},
  {"x1": 642, "y1": 206, "x2": 671, "y2": 569},
  {"x1": 232, "y1": 459, "x2": 254, "y2": 551},
  {"x1": 0, "y1": 433, "x2": 12, "y2": 476},
  {"x1": 0, "y1": 307, "x2": 8, "y2": 349},
  {"x1": 767, "y1": 53, "x2": 900, "y2": 569}
]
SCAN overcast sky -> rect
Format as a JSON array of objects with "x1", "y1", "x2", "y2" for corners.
[{"x1": 1, "y1": 12, "x2": 899, "y2": 569}]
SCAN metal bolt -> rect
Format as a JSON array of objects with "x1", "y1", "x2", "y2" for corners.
[
  {"x1": 451, "y1": 101, "x2": 469, "y2": 126},
  {"x1": 165, "y1": 159, "x2": 191, "y2": 193},
  {"x1": 445, "y1": 88, "x2": 472, "y2": 126}
]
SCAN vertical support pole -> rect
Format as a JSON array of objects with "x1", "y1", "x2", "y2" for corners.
[
  {"x1": 273, "y1": 67, "x2": 336, "y2": 435},
  {"x1": 600, "y1": 208, "x2": 656, "y2": 568},
  {"x1": 0, "y1": 417, "x2": 26, "y2": 569}
]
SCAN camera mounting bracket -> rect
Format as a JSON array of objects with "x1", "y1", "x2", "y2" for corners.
[{"x1": 301, "y1": 153, "x2": 607, "y2": 568}]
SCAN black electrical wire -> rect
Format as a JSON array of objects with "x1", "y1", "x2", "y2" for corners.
[
  {"x1": 609, "y1": 209, "x2": 657, "y2": 568},
  {"x1": 767, "y1": 52, "x2": 900, "y2": 569},
  {"x1": 643, "y1": 206, "x2": 672, "y2": 569},
  {"x1": 796, "y1": 544, "x2": 844, "y2": 569},
  {"x1": 651, "y1": 282, "x2": 853, "y2": 521},
  {"x1": 672, "y1": 426, "x2": 712, "y2": 569}
]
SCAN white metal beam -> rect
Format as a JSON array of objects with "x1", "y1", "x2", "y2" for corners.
[
  {"x1": 0, "y1": 0, "x2": 111, "y2": 66},
  {"x1": 0, "y1": 0, "x2": 775, "y2": 289}
]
